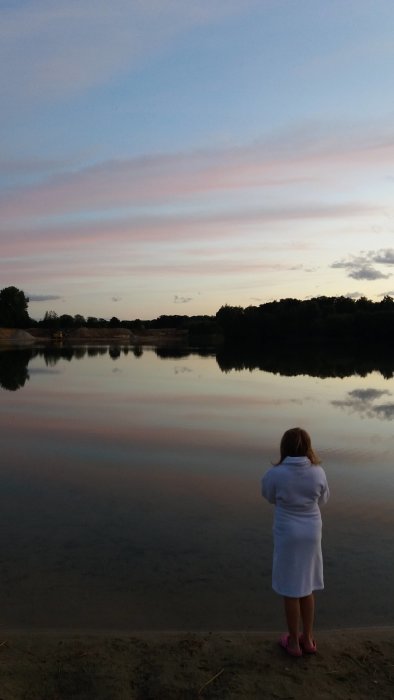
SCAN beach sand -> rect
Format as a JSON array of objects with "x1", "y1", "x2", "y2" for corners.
[{"x1": 0, "y1": 628, "x2": 393, "y2": 699}]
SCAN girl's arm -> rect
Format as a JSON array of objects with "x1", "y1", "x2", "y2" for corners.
[
  {"x1": 318, "y1": 476, "x2": 330, "y2": 505},
  {"x1": 261, "y1": 470, "x2": 276, "y2": 504}
]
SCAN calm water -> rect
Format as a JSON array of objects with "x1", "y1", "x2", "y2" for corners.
[{"x1": 0, "y1": 345, "x2": 393, "y2": 630}]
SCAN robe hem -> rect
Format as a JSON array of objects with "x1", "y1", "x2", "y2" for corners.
[{"x1": 272, "y1": 585, "x2": 324, "y2": 597}]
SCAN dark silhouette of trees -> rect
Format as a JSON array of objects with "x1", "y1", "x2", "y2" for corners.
[
  {"x1": 42, "y1": 310, "x2": 60, "y2": 329},
  {"x1": 0, "y1": 286, "x2": 30, "y2": 328},
  {"x1": 215, "y1": 296, "x2": 394, "y2": 345},
  {"x1": 2, "y1": 285, "x2": 393, "y2": 352},
  {"x1": 215, "y1": 343, "x2": 394, "y2": 379},
  {"x1": 0, "y1": 349, "x2": 32, "y2": 390},
  {"x1": 59, "y1": 314, "x2": 75, "y2": 329}
]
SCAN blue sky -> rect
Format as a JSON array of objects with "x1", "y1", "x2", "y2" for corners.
[{"x1": 1, "y1": 0, "x2": 394, "y2": 320}]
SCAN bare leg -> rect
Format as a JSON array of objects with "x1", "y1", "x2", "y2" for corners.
[
  {"x1": 283, "y1": 597, "x2": 301, "y2": 653},
  {"x1": 300, "y1": 593, "x2": 315, "y2": 645}
]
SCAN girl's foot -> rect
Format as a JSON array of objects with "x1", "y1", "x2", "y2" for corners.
[
  {"x1": 279, "y1": 633, "x2": 302, "y2": 657},
  {"x1": 299, "y1": 633, "x2": 317, "y2": 654}
]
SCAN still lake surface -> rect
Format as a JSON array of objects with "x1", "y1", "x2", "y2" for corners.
[{"x1": 0, "y1": 344, "x2": 393, "y2": 631}]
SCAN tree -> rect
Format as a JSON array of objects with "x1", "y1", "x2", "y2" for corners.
[
  {"x1": 380, "y1": 295, "x2": 394, "y2": 309},
  {"x1": 42, "y1": 310, "x2": 60, "y2": 329},
  {"x1": 73, "y1": 314, "x2": 86, "y2": 327},
  {"x1": 0, "y1": 286, "x2": 30, "y2": 328},
  {"x1": 59, "y1": 314, "x2": 75, "y2": 329}
]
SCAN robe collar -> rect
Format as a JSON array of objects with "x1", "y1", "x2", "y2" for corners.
[{"x1": 282, "y1": 456, "x2": 311, "y2": 467}]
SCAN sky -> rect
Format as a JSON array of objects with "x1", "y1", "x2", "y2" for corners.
[{"x1": 1, "y1": 0, "x2": 394, "y2": 321}]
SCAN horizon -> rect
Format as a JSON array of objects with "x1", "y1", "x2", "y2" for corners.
[
  {"x1": 1, "y1": 1, "x2": 394, "y2": 319},
  {"x1": 23, "y1": 290, "x2": 393, "y2": 325}
]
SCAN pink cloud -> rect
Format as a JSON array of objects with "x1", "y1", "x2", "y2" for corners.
[
  {"x1": 1, "y1": 128, "x2": 393, "y2": 224},
  {"x1": 1, "y1": 124, "x2": 392, "y2": 299},
  {"x1": 0, "y1": 198, "x2": 382, "y2": 288}
]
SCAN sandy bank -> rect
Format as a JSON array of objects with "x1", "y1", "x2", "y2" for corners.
[
  {"x1": 24, "y1": 327, "x2": 189, "y2": 345},
  {"x1": 0, "y1": 627, "x2": 392, "y2": 699},
  {"x1": 0, "y1": 328, "x2": 35, "y2": 344}
]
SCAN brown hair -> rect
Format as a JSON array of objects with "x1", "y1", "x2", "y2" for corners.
[{"x1": 275, "y1": 427, "x2": 320, "y2": 465}]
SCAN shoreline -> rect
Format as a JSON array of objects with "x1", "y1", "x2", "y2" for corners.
[
  {"x1": 1, "y1": 623, "x2": 394, "y2": 635},
  {"x1": 0, "y1": 627, "x2": 393, "y2": 699}
]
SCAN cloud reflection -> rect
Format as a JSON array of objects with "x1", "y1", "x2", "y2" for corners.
[{"x1": 332, "y1": 388, "x2": 394, "y2": 421}]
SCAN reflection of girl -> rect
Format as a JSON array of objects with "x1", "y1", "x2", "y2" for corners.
[{"x1": 262, "y1": 428, "x2": 329, "y2": 657}]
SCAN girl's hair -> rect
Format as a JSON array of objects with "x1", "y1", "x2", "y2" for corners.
[{"x1": 275, "y1": 427, "x2": 321, "y2": 465}]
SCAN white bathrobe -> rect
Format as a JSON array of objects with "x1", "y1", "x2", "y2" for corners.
[{"x1": 262, "y1": 456, "x2": 329, "y2": 598}]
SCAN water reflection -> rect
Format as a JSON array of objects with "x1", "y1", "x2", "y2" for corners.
[
  {"x1": 216, "y1": 343, "x2": 394, "y2": 378},
  {"x1": 0, "y1": 346, "x2": 142, "y2": 390},
  {"x1": 0, "y1": 345, "x2": 393, "y2": 629},
  {"x1": 332, "y1": 388, "x2": 394, "y2": 421},
  {"x1": 0, "y1": 348, "x2": 33, "y2": 390},
  {"x1": 2, "y1": 344, "x2": 394, "y2": 393},
  {"x1": 155, "y1": 347, "x2": 192, "y2": 359}
]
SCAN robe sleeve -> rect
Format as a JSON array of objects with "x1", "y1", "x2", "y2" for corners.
[
  {"x1": 318, "y1": 474, "x2": 330, "y2": 506},
  {"x1": 261, "y1": 469, "x2": 276, "y2": 504}
]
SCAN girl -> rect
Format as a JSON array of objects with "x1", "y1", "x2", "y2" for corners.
[{"x1": 262, "y1": 427, "x2": 329, "y2": 657}]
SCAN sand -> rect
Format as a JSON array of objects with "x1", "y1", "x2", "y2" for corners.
[{"x1": 0, "y1": 628, "x2": 393, "y2": 699}]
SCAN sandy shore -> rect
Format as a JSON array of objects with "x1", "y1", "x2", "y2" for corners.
[{"x1": 0, "y1": 628, "x2": 393, "y2": 699}]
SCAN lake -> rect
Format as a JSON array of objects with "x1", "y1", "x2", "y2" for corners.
[{"x1": 0, "y1": 344, "x2": 393, "y2": 631}]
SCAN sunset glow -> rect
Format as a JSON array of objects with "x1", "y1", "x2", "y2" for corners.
[{"x1": 1, "y1": 0, "x2": 393, "y2": 320}]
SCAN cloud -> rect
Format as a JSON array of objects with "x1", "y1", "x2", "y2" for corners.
[
  {"x1": 332, "y1": 388, "x2": 394, "y2": 421},
  {"x1": 349, "y1": 266, "x2": 389, "y2": 281},
  {"x1": 112, "y1": 296, "x2": 121, "y2": 302},
  {"x1": 332, "y1": 249, "x2": 394, "y2": 281},
  {"x1": 372, "y1": 249, "x2": 394, "y2": 265},
  {"x1": 348, "y1": 389, "x2": 389, "y2": 402},
  {"x1": 373, "y1": 404, "x2": 394, "y2": 420},
  {"x1": 0, "y1": 0, "x2": 257, "y2": 105},
  {"x1": 0, "y1": 203, "x2": 375, "y2": 263},
  {"x1": 378, "y1": 290, "x2": 394, "y2": 297},
  {"x1": 2, "y1": 122, "x2": 392, "y2": 224},
  {"x1": 28, "y1": 293, "x2": 63, "y2": 302},
  {"x1": 1, "y1": 125, "x2": 393, "y2": 294},
  {"x1": 174, "y1": 295, "x2": 193, "y2": 304},
  {"x1": 332, "y1": 260, "x2": 389, "y2": 280}
]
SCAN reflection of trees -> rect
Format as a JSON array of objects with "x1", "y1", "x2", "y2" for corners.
[
  {"x1": 0, "y1": 349, "x2": 33, "y2": 391},
  {"x1": 74, "y1": 347, "x2": 87, "y2": 360},
  {"x1": 155, "y1": 347, "x2": 191, "y2": 359},
  {"x1": 41, "y1": 347, "x2": 75, "y2": 365},
  {"x1": 216, "y1": 342, "x2": 394, "y2": 379},
  {"x1": 109, "y1": 346, "x2": 121, "y2": 359},
  {"x1": 3, "y1": 342, "x2": 393, "y2": 389}
]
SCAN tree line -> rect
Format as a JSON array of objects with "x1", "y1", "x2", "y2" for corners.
[
  {"x1": 1, "y1": 285, "x2": 394, "y2": 344},
  {"x1": 215, "y1": 295, "x2": 394, "y2": 344}
]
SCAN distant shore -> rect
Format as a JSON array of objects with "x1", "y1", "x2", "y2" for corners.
[
  {"x1": 0, "y1": 326, "x2": 189, "y2": 346},
  {"x1": 0, "y1": 627, "x2": 393, "y2": 699}
]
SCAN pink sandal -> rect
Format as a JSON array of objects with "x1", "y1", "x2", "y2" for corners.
[
  {"x1": 299, "y1": 634, "x2": 317, "y2": 654},
  {"x1": 279, "y1": 633, "x2": 302, "y2": 657}
]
